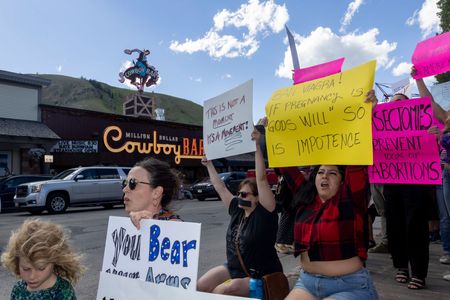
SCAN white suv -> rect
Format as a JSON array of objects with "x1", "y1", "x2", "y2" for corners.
[{"x1": 14, "y1": 166, "x2": 130, "y2": 214}]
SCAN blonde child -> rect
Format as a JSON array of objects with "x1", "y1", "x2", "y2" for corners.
[{"x1": 1, "y1": 219, "x2": 85, "y2": 299}]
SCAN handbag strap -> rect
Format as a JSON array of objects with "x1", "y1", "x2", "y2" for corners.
[{"x1": 235, "y1": 214, "x2": 250, "y2": 277}]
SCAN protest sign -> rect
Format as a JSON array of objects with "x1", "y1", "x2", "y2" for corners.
[
  {"x1": 140, "y1": 218, "x2": 201, "y2": 290},
  {"x1": 369, "y1": 97, "x2": 442, "y2": 184},
  {"x1": 97, "y1": 271, "x2": 252, "y2": 300},
  {"x1": 102, "y1": 216, "x2": 144, "y2": 280},
  {"x1": 203, "y1": 80, "x2": 255, "y2": 160},
  {"x1": 390, "y1": 77, "x2": 412, "y2": 98},
  {"x1": 412, "y1": 31, "x2": 450, "y2": 79},
  {"x1": 293, "y1": 57, "x2": 345, "y2": 85},
  {"x1": 101, "y1": 216, "x2": 201, "y2": 290},
  {"x1": 430, "y1": 80, "x2": 450, "y2": 111},
  {"x1": 265, "y1": 60, "x2": 376, "y2": 167}
]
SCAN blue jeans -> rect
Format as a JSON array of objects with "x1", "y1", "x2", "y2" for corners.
[
  {"x1": 294, "y1": 268, "x2": 378, "y2": 300},
  {"x1": 437, "y1": 169, "x2": 450, "y2": 254}
]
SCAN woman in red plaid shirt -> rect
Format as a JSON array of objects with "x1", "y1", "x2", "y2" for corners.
[{"x1": 280, "y1": 92, "x2": 379, "y2": 300}]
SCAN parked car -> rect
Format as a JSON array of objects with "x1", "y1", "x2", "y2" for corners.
[
  {"x1": 0, "y1": 175, "x2": 53, "y2": 212},
  {"x1": 191, "y1": 172, "x2": 246, "y2": 201},
  {"x1": 14, "y1": 166, "x2": 130, "y2": 214},
  {"x1": 246, "y1": 168, "x2": 279, "y2": 193}
]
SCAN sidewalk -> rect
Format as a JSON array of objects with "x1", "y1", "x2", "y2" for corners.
[{"x1": 278, "y1": 217, "x2": 450, "y2": 300}]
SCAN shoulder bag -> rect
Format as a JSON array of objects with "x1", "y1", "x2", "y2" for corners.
[{"x1": 235, "y1": 215, "x2": 290, "y2": 300}]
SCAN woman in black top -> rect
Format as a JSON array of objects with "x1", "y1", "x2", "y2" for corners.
[{"x1": 196, "y1": 126, "x2": 282, "y2": 297}]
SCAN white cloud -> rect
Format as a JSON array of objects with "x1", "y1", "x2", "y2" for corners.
[
  {"x1": 339, "y1": 0, "x2": 364, "y2": 33},
  {"x1": 275, "y1": 27, "x2": 397, "y2": 79},
  {"x1": 221, "y1": 73, "x2": 232, "y2": 79},
  {"x1": 406, "y1": 0, "x2": 441, "y2": 37},
  {"x1": 170, "y1": 0, "x2": 289, "y2": 59},
  {"x1": 57, "y1": 65, "x2": 62, "y2": 73},
  {"x1": 189, "y1": 76, "x2": 202, "y2": 83},
  {"x1": 392, "y1": 62, "x2": 412, "y2": 76}
]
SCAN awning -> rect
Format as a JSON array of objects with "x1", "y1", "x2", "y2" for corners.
[{"x1": 0, "y1": 118, "x2": 60, "y2": 141}]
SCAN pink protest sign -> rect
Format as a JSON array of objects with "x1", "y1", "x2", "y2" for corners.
[
  {"x1": 369, "y1": 97, "x2": 442, "y2": 184},
  {"x1": 293, "y1": 57, "x2": 344, "y2": 84},
  {"x1": 412, "y1": 31, "x2": 450, "y2": 79}
]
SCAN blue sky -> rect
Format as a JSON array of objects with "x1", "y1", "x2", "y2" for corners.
[{"x1": 0, "y1": 0, "x2": 442, "y2": 120}]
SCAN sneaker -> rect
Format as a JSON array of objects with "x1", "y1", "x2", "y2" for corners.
[
  {"x1": 439, "y1": 254, "x2": 450, "y2": 264},
  {"x1": 444, "y1": 274, "x2": 450, "y2": 281},
  {"x1": 368, "y1": 242, "x2": 389, "y2": 253}
]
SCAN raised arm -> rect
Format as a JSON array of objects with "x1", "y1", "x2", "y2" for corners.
[
  {"x1": 252, "y1": 125, "x2": 276, "y2": 212},
  {"x1": 345, "y1": 166, "x2": 369, "y2": 211},
  {"x1": 412, "y1": 66, "x2": 448, "y2": 123},
  {"x1": 201, "y1": 157, "x2": 234, "y2": 208}
]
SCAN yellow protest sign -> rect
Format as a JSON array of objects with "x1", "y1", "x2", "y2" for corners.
[{"x1": 265, "y1": 60, "x2": 376, "y2": 167}]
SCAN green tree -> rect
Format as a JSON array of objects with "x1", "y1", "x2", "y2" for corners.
[{"x1": 435, "y1": 0, "x2": 449, "y2": 83}]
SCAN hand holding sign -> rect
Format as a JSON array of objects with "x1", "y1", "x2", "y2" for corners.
[
  {"x1": 369, "y1": 97, "x2": 442, "y2": 184},
  {"x1": 265, "y1": 60, "x2": 376, "y2": 167},
  {"x1": 412, "y1": 31, "x2": 450, "y2": 79},
  {"x1": 203, "y1": 80, "x2": 255, "y2": 160}
]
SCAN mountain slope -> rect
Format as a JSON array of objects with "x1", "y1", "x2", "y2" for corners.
[{"x1": 36, "y1": 74, "x2": 203, "y2": 126}]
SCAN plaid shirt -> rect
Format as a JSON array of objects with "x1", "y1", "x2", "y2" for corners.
[{"x1": 280, "y1": 166, "x2": 368, "y2": 261}]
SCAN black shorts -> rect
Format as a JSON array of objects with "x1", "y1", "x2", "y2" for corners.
[{"x1": 224, "y1": 262, "x2": 247, "y2": 279}]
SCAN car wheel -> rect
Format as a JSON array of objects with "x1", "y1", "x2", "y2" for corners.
[
  {"x1": 46, "y1": 193, "x2": 69, "y2": 214},
  {"x1": 102, "y1": 204, "x2": 114, "y2": 209}
]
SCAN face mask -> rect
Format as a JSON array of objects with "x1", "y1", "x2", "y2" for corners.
[{"x1": 238, "y1": 198, "x2": 252, "y2": 207}]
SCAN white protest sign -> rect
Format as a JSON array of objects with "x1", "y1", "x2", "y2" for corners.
[
  {"x1": 97, "y1": 271, "x2": 252, "y2": 300},
  {"x1": 140, "y1": 218, "x2": 201, "y2": 290},
  {"x1": 203, "y1": 79, "x2": 255, "y2": 160},
  {"x1": 391, "y1": 77, "x2": 412, "y2": 98},
  {"x1": 101, "y1": 216, "x2": 201, "y2": 291},
  {"x1": 101, "y1": 216, "x2": 144, "y2": 280},
  {"x1": 430, "y1": 80, "x2": 450, "y2": 111}
]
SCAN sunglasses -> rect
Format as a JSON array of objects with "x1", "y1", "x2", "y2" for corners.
[
  {"x1": 237, "y1": 191, "x2": 253, "y2": 198},
  {"x1": 122, "y1": 178, "x2": 152, "y2": 190}
]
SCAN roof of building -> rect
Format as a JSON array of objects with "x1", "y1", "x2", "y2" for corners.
[
  {"x1": 0, "y1": 70, "x2": 50, "y2": 87},
  {"x1": 0, "y1": 118, "x2": 60, "y2": 140}
]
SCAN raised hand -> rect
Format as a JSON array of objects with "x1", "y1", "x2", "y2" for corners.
[{"x1": 365, "y1": 89, "x2": 378, "y2": 108}]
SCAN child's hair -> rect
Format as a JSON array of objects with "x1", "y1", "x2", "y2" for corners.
[{"x1": 1, "y1": 219, "x2": 85, "y2": 284}]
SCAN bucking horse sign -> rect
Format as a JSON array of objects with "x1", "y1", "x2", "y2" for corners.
[{"x1": 119, "y1": 48, "x2": 159, "y2": 93}]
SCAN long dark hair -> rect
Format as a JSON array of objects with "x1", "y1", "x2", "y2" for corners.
[
  {"x1": 291, "y1": 165, "x2": 346, "y2": 209},
  {"x1": 135, "y1": 158, "x2": 179, "y2": 209}
]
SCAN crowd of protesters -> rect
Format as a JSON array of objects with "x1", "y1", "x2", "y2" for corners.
[{"x1": 1, "y1": 67, "x2": 449, "y2": 299}]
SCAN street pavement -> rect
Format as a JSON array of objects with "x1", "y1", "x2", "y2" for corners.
[{"x1": 0, "y1": 199, "x2": 449, "y2": 299}]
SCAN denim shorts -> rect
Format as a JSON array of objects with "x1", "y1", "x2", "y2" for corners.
[{"x1": 294, "y1": 268, "x2": 378, "y2": 300}]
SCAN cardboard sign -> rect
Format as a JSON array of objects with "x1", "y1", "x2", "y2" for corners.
[
  {"x1": 430, "y1": 80, "x2": 450, "y2": 111},
  {"x1": 412, "y1": 31, "x2": 450, "y2": 79},
  {"x1": 293, "y1": 58, "x2": 345, "y2": 84},
  {"x1": 97, "y1": 271, "x2": 252, "y2": 300},
  {"x1": 203, "y1": 80, "x2": 255, "y2": 160},
  {"x1": 101, "y1": 216, "x2": 201, "y2": 290},
  {"x1": 265, "y1": 60, "x2": 376, "y2": 167},
  {"x1": 102, "y1": 217, "x2": 143, "y2": 280},
  {"x1": 390, "y1": 77, "x2": 412, "y2": 98},
  {"x1": 369, "y1": 97, "x2": 442, "y2": 184},
  {"x1": 140, "y1": 218, "x2": 201, "y2": 290}
]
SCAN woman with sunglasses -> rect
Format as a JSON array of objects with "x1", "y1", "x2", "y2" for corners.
[
  {"x1": 196, "y1": 126, "x2": 282, "y2": 297},
  {"x1": 122, "y1": 157, "x2": 181, "y2": 229}
]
